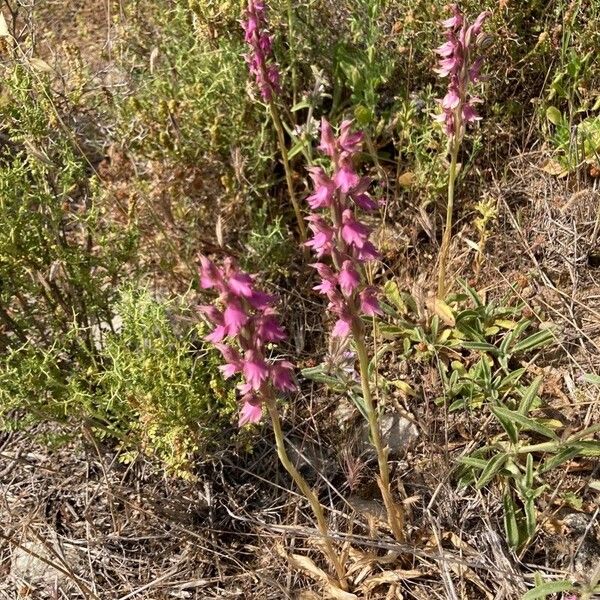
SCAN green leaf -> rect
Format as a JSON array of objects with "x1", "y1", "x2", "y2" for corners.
[
  {"x1": 584, "y1": 373, "x2": 600, "y2": 385},
  {"x1": 503, "y1": 492, "x2": 521, "y2": 550},
  {"x1": 432, "y1": 298, "x2": 456, "y2": 326},
  {"x1": 290, "y1": 99, "x2": 311, "y2": 112},
  {"x1": 573, "y1": 440, "x2": 600, "y2": 457},
  {"x1": 287, "y1": 140, "x2": 307, "y2": 159},
  {"x1": 301, "y1": 366, "x2": 345, "y2": 389},
  {"x1": 460, "y1": 280, "x2": 484, "y2": 307},
  {"x1": 539, "y1": 446, "x2": 581, "y2": 474},
  {"x1": 461, "y1": 341, "x2": 500, "y2": 355},
  {"x1": 491, "y1": 405, "x2": 519, "y2": 444},
  {"x1": 457, "y1": 456, "x2": 489, "y2": 470},
  {"x1": 383, "y1": 280, "x2": 407, "y2": 314},
  {"x1": 524, "y1": 497, "x2": 537, "y2": 538},
  {"x1": 518, "y1": 376, "x2": 543, "y2": 415},
  {"x1": 499, "y1": 368, "x2": 526, "y2": 390},
  {"x1": 493, "y1": 406, "x2": 558, "y2": 440},
  {"x1": 348, "y1": 390, "x2": 368, "y2": 421},
  {"x1": 525, "y1": 452, "x2": 534, "y2": 489},
  {"x1": 521, "y1": 580, "x2": 574, "y2": 599},
  {"x1": 476, "y1": 452, "x2": 508, "y2": 488},
  {"x1": 511, "y1": 329, "x2": 554, "y2": 354},
  {"x1": 546, "y1": 106, "x2": 565, "y2": 126}
]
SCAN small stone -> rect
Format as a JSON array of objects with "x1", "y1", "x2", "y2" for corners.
[
  {"x1": 361, "y1": 412, "x2": 419, "y2": 458},
  {"x1": 10, "y1": 539, "x2": 80, "y2": 594}
]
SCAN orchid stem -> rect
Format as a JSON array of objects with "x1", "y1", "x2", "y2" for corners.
[
  {"x1": 265, "y1": 396, "x2": 348, "y2": 591},
  {"x1": 269, "y1": 101, "x2": 308, "y2": 250},
  {"x1": 354, "y1": 328, "x2": 405, "y2": 542},
  {"x1": 286, "y1": 0, "x2": 298, "y2": 110},
  {"x1": 437, "y1": 137, "x2": 459, "y2": 298}
]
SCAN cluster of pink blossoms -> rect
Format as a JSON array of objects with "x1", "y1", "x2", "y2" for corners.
[
  {"x1": 242, "y1": 0, "x2": 280, "y2": 102},
  {"x1": 434, "y1": 4, "x2": 490, "y2": 138},
  {"x1": 198, "y1": 256, "x2": 295, "y2": 426},
  {"x1": 305, "y1": 119, "x2": 382, "y2": 338}
]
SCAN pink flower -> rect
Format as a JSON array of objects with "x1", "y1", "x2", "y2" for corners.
[
  {"x1": 442, "y1": 89, "x2": 460, "y2": 109},
  {"x1": 436, "y1": 38, "x2": 456, "y2": 58},
  {"x1": 434, "y1": 5, "x2": 490, "y2": 139},
  {"x1": 257, "y1": 311, "x2": 286, "y2": 342},
  {"x1": 303, "y1": 120, "x2": 384, "y2": 347},
  {"x1": 271, "y1": 361, "x2": 296, "y2": 392},
  {"x1": 334, "y1": 156, "x2": 361, "y2": 193},
  {"x1": 355, "y1": 241, "x2": 380, "y2": 262},
  {"x1": 216, "y1": 344, "x2": 243, "y2": 377},
  {"x1": 199, "y1": 256, "x2": 295, "y2": 427},
  {"x1": 359, "y1": 287, "x2": 383, "y2": 316},
  {"x1": 319, "y1": 118, "x2": 336, "y2": 156},
  {"x1": 243, "y1": 350, "x2": 269, "y2": 390},
  {"x1": 435, "y1": 56, "x2": 461, "y2": 77},
  {"x1": 311, "y1": 262, "x2": 337, "y2": 295},
  {"x1": 224, "y1": 300, "x2": 249, "y2": 335},
  {"x1": 441, "y1": 4, "x2": 463, "y2": 29},
  {"x1": 462, "y1": 102, "x2": 481, "y2": 123},
  {"x1": 198, "y1": 305, "x2": 223, "y2": 324},
  {"x1": 341, "y1": 209, "x2": 369, "y2": 248},
  {"x1": 199, "y1": 255, "x2": 222, "y2": 289},
  {"x1": 247, "y1": 290, "x2": 275, "y2": 310},
  {"x1": 338, "y1": 260, "x2": 360, "y2": 295},
  {"x1": 205, "y1": 325, "x2": 227, "y2": 344},
  {"x1": 239, "y1": 394, "x2": 263, "y2": 426},
  {"x1": 307, "y1": 167, "x2": 335, "y2": 208},
  {"x1": 339, "y1": 120, "x2": 364, "y2": 153},
  {"x1": 243, "y1": 0, "x2": 280, "y2": 102},
  {"x1": 469, "y1": 57, "x2": 484, "y2": 83},
  {"x1": 305, "y1": 215, "x2": 334, "y2": 257},
  {"x1": 332, "y1": 314, "x2": 353, "y2": 337},
  {"x1": 228, "y1": 272, "x2": 255, "y2": 297},
  {"x1": 465, "y1": 11, "x2": 490, "y2": 44}
]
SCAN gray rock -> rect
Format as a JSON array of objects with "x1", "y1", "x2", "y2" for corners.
[
  {"x1": 10, "y1": 539, "x2": 79, "y2": 594},
  {"x1": 361, "y1": 412, "x2": 419, "y2": 458}
]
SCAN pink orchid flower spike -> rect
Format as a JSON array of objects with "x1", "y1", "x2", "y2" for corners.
[{"x1": 198, "y1": 256, "x2": 296, "y2": 426}]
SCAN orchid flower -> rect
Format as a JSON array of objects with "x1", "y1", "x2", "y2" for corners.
[
  {"x1": 199, "y1": 256, "x2": 296, "y2": 426},
  {"x1": 242, "y1": 0, "x2": 280, "y2": 102},
  {"x1": 434, "y1": 4, "x2": 491, "y2": 139},
  {"x1": 304, "y1": 118, "x2": 382, "y2": 340}
]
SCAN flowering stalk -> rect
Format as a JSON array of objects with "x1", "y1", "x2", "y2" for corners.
[
  {"x1": 304, "y1": 119, "x2": 405, "y2": 542},
  {"x1": 242, "y1": 0, "x2": 307, "y2": 247},
  {"x1": 434, "y1": 4, "x2": 490, "y2": 298},
  {"x1": 198, "y1": 256, "x2": 347, "y2": 590}
]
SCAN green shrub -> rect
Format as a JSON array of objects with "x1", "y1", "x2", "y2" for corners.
[{"x1": 0, "y1": 288, "x2": 236, "y2": 478}]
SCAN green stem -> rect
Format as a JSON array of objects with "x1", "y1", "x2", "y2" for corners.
[
  {"x1": 437, "y1": 137, "x2": 459, "y2": 298},
  {"x1": 265, "y1": 396, "x2": 348, "y2": 591},
  {"x1": 269, "y1": 101, "x2": 308, "y2": 248},
  {"x1": 286, "y1": 0, "x2": 298, "y2": 110},
  {"x1": 354, "y1": 327, "x2": 405, "y2": 542}
]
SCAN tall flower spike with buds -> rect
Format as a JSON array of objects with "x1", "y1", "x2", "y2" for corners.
[
  {"x1": 199, "y1": 256, "x2": 348, "y2": 590},
  {"x1": 241, "y1": 0, "x2": 308, "y2": 246},
  {"x1": 305, "y1": 119, "x2": 382, "y2": 340},
  {"x1": 198, "y1": 256, "x2": 295, "y2": 426},
  {"x1": 304, "y1": 120, "x2": 406, "y2": 543},
  {"x1": 434, "y1": 4, "x2": 492, "y2": 299},
  {"x1": 242, "y1": 0, "x2": 280, "y2": 102},
  {"x1": 434, "y1": 4, "x2": 490, "y2": 139}
]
